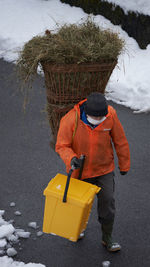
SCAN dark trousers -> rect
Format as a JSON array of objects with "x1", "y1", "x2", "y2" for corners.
[{"x1": 83, "y1": 171, "x2": 115, "y2": 225}]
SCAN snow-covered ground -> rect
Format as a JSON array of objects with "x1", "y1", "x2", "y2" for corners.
[
  {"x1": 102, "y1": 0, "x2": 150, "y2": 16},
  {"x1": 0, "y1": 0, "x2": 150, "y2": 113},
  {"x1": 0, "y1": 209, "x2": 45, "y2": 267}
]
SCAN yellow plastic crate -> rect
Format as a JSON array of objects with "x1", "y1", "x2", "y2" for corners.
[{"x1": 43, "y1": 173, "x2": 101, "y2": 242}]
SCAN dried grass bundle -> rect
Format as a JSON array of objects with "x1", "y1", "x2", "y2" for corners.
[{"x1": 17, "y1": 20, "x2": 124, "y2": 84}]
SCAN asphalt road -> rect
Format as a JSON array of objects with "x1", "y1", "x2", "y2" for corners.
[{"x1": 0, "y1": 58, "x2": 150, "y2": 267}]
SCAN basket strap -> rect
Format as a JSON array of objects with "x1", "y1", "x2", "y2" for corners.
[{"x1": 72, "y1": 110, "x2": 78, "y2": 142}]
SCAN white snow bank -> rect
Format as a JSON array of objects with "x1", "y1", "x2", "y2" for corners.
[
  {"x1": 0, "y1": 256, "x2": 45, "y2": 267},
  {"x1": 0, "y1": 210, "x2": 45, "y2": 267},
  {"x1": 93, "y1": 16, "x2": 150, "y2": 113},
  {"x1": 102, "y1": 0, "x2": 150, "y2": 16},
  {"x1": 0, "y1": 0, "x2": 85, "y2": 62},
  {"x1": 106, "y1": 43, "x2": 150, "y2": 113}
]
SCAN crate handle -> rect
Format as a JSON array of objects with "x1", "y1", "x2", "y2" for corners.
[{"x1": 63, "y1": 155, "x2": 85, "y2": 203}]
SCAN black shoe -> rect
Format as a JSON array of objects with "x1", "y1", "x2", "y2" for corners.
[{"x1": 102, "y1": 240, "x2": 121, "y2": 252}]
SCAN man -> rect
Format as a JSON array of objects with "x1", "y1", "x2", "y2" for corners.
[{"x1": 55, "y1": 92, "x2": 130, "y2": 252}]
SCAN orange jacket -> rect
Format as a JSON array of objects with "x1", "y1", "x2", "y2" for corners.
[{"x1": 55, "y1": 99, "x2": 130, "y2": 179}]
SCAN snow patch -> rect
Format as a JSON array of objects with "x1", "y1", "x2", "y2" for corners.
[
  {"x1": 14, "y1": 211, "x2": 22, "y2": 216},
  {"x1": 0, "y1": 224, "x2": 15, "y2": 239},
  {"x1": 0, "y1": 239, "x2": 7, "y2": 248},
  {"x1": 0, "y1": 209, "x2": 45, "y2": 266},
  {"x1": 17, "y1": 231, "x2": 31, "y2": 239},
  {"x1": 28, "y1": 222, "x2": 37, "y2": 229},
  {"x1": 0, "y1": 256, "x2": 45, "y2": 267},
  {"x1": 36, "y1": 231, "x2": 43, "y2": 237},
  {"x1": 7, "y1": 247, "x2": 17, "y2": 257},
  {"x1": 10, "y1": 202, "x2": 16, "y2": 207}
]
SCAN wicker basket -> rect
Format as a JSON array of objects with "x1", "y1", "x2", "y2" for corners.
[
  {"x1": 42, "y1": 61, "x2": 117, "y2": 105},
  {"x1": 42, "y1": 61, "x2": 117, "y2": 147},
  {"x1": 47, "y1": 103, "x2": 74, "y2": 140}
]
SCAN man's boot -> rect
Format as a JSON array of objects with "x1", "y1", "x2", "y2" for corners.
[{"x1": 101, "y1": 222, "x2": 121, "y2": 252}]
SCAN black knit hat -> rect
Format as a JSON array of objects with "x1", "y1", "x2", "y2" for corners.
[{"x1": 84, "y1": 92, "x2": 108, "y2": 116}]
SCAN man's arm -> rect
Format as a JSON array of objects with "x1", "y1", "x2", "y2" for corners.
[
  {"x1": 110, "y1": 108, "x2": 130, "y2": 172},
  {"x1": 55, "y1": 110, "x2": 77, "y2": 168}
]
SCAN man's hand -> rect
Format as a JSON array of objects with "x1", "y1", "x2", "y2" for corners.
[
  {"x1": 120, "y1": 171, "x2": 128, "y2": 175},
  {"x1": 71, "y1": 157, "x2": 81, "y2": 169}
]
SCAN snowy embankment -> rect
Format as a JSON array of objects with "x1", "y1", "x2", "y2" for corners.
[
  {"x1": 0, "y1": 0, "x2": 150, "y2": 113},
  {"x1": 102, "y1": 0, "x2": 150, "y2": 16},
  {"x1": 0, "y1": 209, "x2": 45, "y2": 267}
]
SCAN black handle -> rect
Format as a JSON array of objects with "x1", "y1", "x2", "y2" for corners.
[
  {"x1": 63, "y1": 155, "x2": 85, "y2": 203},
  {"x1": 63, "y1": 168, "x2": 74, "y2": 203}
]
